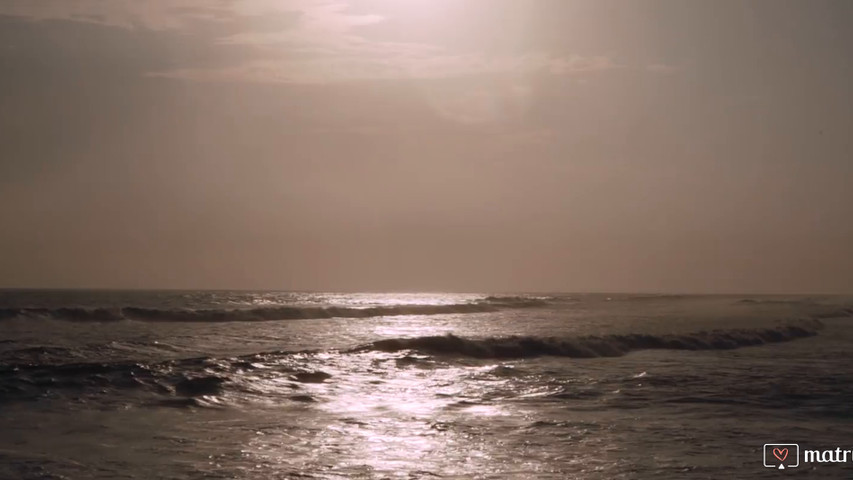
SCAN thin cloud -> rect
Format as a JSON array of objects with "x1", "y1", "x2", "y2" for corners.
[
  {"x1": 0, "y1": 0, "x2": 238, "y2": 30},
  {"x1": 646, "y1": 63, "x2": 680, "y2": 74},
  {"x1": 2, "y1": 0, "x2": 618, "y2": 84},
  {"x1": 148, "y1": 53, "x2": 618, "y2": 84}
]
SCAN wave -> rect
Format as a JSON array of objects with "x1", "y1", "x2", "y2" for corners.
[
  {"x1": 0, "y1": 351, "x2": 337, "y2": 407},
  {"x1": 352, "y1": 321, "x2": 824, "y2": 359},
  {"x1": 0, "y1": 297, "x2": 547, "y2": 323},
  {"x1": 0, "y1": 319, "x2": 828, "y2": 406},
  {"x1": 736, "y1": 297, "x2": 819, "y2": 305},
  {"x1": 481, "y1": 296, "x2": 552, "y2": 307},
  {"x1": 614, "y1": 294, "x2": 692, "y2": 302},
  {"x1": 0, "y1": 307, "x2": 125, "y2": 322},
  {"x1": 808, "y1": 308, "x2": 853, "y2": 319}
]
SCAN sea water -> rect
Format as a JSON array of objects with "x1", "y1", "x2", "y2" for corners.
[{"x1": 1, "y1": 291, "x2": 852, "y2": 479}]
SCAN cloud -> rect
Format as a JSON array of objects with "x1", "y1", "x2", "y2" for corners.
[
  {"x1": 646, "y1": 63, "x2": 679, "y2": 74},
  {"x1": 0, "y1": 0, "x2": 234, "y2": 30},
  {"x1": 424, "y1": 83, "x2": 532, "y2": 125},
  {"x1": 0, "y1": 1, "x2": 380, "y2": 31},
  {"x1": 148, "y1": 53, "x2": 617, "y2": 84},
  {"x1": 150, "y1": 0, "x2": 618, "y2": 85},
  {"x1": 1, "y1": 0, "x2": 618, "y2": 84}
]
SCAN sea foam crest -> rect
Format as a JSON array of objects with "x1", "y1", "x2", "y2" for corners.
[
  {"x1": 353, "y1": 321, "x2": 825, "y2": 359},
  {"x1": 0, "y1": 296, "x2": 549, "y2": 323}
]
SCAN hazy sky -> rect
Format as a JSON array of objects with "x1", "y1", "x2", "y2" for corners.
[{"x1": 1, "y1": 0, "x2": 851, "y2": 293}]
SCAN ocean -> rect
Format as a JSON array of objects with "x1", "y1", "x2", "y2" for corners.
[{"x1": 1, "y1": 290, "x2": 852, "y2": 479}]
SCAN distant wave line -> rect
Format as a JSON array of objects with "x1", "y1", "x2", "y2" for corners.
[{"x1": 0, "y1": 297, "x2": 549, "y2": 323}]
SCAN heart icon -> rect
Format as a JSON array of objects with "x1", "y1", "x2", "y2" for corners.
[{"x1": 773, "y1": 448, "x2": 789, "y2": 462}]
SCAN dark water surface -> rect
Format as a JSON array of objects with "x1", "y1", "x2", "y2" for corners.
[{"x1": 2, "y1": 291, "x2": 852, "y2": 479}]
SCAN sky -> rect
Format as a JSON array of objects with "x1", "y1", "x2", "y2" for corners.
[{"x1": 0, "y1": 0, "x2": 851, "y2": 293}]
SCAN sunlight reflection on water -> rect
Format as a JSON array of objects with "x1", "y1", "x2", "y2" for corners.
[
  {"x1": 231, "y1": 350, "x2": 527, "y2": 477},
  {"x1": 5, "y1": 293, "x2": 846, "y2": 478}
]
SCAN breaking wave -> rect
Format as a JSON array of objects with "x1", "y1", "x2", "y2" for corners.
[
  {"x1": 0, "y1": 297, "x2": 548, "y2": 323},
  {"x1": 0, "y1": 319, "x2": 831, "y2": 406},
  {"x1": 0, "y1": 353, "x2": 333, "y2": 406},
  {"x1": 354, "y1": 321, "x2": 824, "y2": 359},
  {"x1": 736, "y1": 297, "x2": 820, "y2": 306}
]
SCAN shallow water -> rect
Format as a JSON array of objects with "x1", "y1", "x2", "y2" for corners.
[{"x1": 1, "y1": 291, "x2": 852, "y2": 479}]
